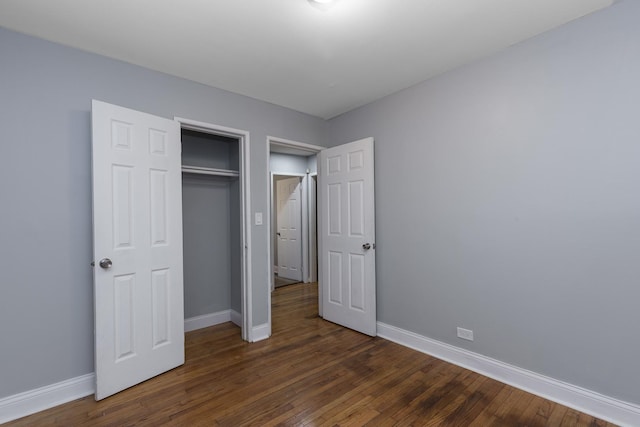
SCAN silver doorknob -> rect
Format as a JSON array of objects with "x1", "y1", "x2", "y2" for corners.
[
  {"x1": 99, "y1": 258, "x2": 113, "y2": 269},
  {"x1": 362, "y1": 243, "x2": 372, "y2": 250}
]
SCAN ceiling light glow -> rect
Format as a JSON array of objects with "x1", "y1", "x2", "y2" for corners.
[{"x1": 308, "y1": 0, "x2": 338, "y2": 10}]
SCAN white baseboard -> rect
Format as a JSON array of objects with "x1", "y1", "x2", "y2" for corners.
[
  {"x1": 184, "y1": 310, "x2": 231, "y2": 332},
  {"x1": 230, "y1": 309, "x2": 242, "y2": 327},
  {"x1": 2, "y1": 311, "x2": 245, "y2": 423},
  {"x1": 251, "y1": 323, "x2": 271, "y2": 342},
  {"x1": 0, "y1": 373, "x2": 95, "y2": 424},
  {"x1": 377, "y1": 322, "x2": 640, "y2": 427}
]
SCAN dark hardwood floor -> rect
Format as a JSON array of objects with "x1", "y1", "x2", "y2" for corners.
[{"x1": 6, "y1": 283, "x2": 615, "y2": 426}]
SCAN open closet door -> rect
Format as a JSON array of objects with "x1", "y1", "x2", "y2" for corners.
[
  {"x1": 318, "y1": 138, "x2": 376, "y2": 336},
  {"x1": 91, "y1": 100, "x2": 184, "y2": 400}
]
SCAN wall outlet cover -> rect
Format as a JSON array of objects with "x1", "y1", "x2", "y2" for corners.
[{"x1": 457, "y1": 327, "x2": 474, "y2": 341}]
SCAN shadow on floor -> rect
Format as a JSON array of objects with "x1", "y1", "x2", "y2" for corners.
[{"x1": 274, "y1": 275, "x2": 300, "y2": 288}]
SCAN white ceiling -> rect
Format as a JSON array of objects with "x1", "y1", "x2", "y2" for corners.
[{"x1": 0, "y1": 0, "x2": 612, "y2": 119}]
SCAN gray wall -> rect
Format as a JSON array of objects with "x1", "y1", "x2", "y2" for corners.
[
  {"x1": 182, "y1": 175, "x2": 233, "y2": 317},
  {"x1": 182, "y1": 130, "x2": 241, "y2": 318},
  {"x1": 328, "y1": 1, "x2": 640, "y2": 405},
  {"x1": 0, "y1": 27, "x2": 325, "y2": 399},
  {"x1": 307, "y1": 155, "x2": 318, "y2": 175},
  {"x1": 270, "y1": 152, "x2": 313, "y2": 174}
]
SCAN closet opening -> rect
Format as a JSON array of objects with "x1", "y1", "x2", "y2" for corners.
[{"x1": 177, "y1": 117, "x2": 252, "y2": 342}]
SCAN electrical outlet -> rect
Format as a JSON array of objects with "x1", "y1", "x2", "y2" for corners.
[{"x1": 457, "y1": 327, "x2": 474, "y2": 341}]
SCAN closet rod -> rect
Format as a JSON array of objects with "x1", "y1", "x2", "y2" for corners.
[{"x1": 182, "y1": 165, "x2": 239, "y2": 177}]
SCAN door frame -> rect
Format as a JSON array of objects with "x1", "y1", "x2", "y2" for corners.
[
  {"x1": 266, "y1": 136, "x2": 325, "y2": 330},
  {"x1": 309, "y1": 173, "x2": 318, "y2": 284},
  {"x1": 176, "y1": 117, "x2": 253, "y2": 342}
]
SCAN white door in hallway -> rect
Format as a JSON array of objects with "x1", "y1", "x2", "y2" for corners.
[
  {"x1": 91, "y1": 100, "x2": 185, "y2": 400},
  {"x1": 276, "y1": 176, "x2": 303, "y2": 282},
  {"x1": 318, "y1": 138, "x2": 376, "y2": 336}
]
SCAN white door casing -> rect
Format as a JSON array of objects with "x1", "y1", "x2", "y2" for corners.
[
  {"x1": 92, "y1": 100, "x2": 184, "y2": 400},
  {"x1": 276, "y1": 176, "x2": 303, "y2": 282},
  {"x1": 309, "y1": 175, "x2": 318, "y2": 283},
  {"x1": 318, "y1": 137, "x2": 376, "y2": 336}
]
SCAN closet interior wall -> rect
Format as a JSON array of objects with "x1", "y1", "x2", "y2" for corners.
[{"x1": 181, "y1": 130, "x2": 241, "y2": 321}]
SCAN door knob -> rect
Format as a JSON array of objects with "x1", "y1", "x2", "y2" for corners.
[
  {"x1": 362, "y1": 243, "x2": 372, "y2": 250},
  {"x1": 99, "y1": 258, "x2": 113, "y2": 269}
]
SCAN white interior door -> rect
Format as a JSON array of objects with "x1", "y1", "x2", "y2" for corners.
[
  {"x1": 92, "y1": 100, "x2": 184, "y2": 400},
  {"x1": 318, "y1": 138, "x2": 376, "y2": 336},
  {"x1": 277, "y1": 177, "x2": 303, "y2": 282}
]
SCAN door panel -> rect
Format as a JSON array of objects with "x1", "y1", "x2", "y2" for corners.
[
  {"x1": 150, "y1": 170, "x2": 169, "y2": 245},
  {"x1": 92, "y1": 100, "x2": 184, "y2": 400},
  {"x1": 113, "y1": 274, "x2": 135, "y2": 360},
  {"x1": 319, "y1": 138, "x2": 376, "y2": 336},
  {"x1": 276, "y1": 177, "x2": 303, "y2": 282},
  {"x1": 151, "y1": 268, "x2": 171, "y2": 347},
  {"x1": 328, "y1": 251, "x2": 342, "y2": 304}
]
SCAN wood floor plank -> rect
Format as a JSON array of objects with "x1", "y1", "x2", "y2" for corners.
[
  {"x1": 5, "y1": 282, "x2": 617, "y2": 426},
  {"x1": 516, "y1": 394, "x2": 557, "y2": 427},
  {"x1": 467, "y1": 385, "x2": 514, "y2": 426},
  {"x1": 436, "y1": 376, "x2": 505, "y2": 426}
]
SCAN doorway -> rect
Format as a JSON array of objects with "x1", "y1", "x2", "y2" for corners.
[
  {"x1": 274, "y1": 174, "x2": 304, "y2": 286},
  {"x1": 266, "y1": 136, "x2": 377, "y2": 338},
  {"x1": 181, "y1": 129, "x2": 242, "y2": 332},
  {"x1": 267, "y1": 137, "x2": 324, "y2": 331},
  {"x1": 176, "y1": 117, "x2": 252, "y2": 342}
]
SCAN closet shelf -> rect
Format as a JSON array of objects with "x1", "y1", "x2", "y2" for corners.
[{"x1": 182, "y1": 165, "x2": 239, "y2": 177}]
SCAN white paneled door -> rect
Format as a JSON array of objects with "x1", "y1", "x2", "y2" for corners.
[
  {"x1": 276, "y1": 176, "x2": 303, "y2": 282},
  {"x1": 318, "y1": 138, "x2": 376, "y2": 336},
  {"x1": 91, "y1": 100, "x2": 184, "y2": 400}
]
